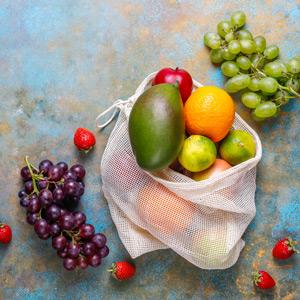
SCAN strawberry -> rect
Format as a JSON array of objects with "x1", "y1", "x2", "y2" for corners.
[
  {"x1": 108, "y1": 261, "x2": 136, "y2": 281},
  {"x1": 253, "y1": 270, "x2": 276, "y2": 289},
  {"x1": 74, "y1": 128, "x2": 96, "y2": 152},
  {"x1": 0, "y1": 223, "x2": 12, "y2": 244},
  {"x1": 272, "y1": 237, "x2": 299, "y2": 259}
]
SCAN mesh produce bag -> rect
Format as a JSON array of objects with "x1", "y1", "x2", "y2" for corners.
[{"x1": 96, "y1": 72, "x2": 262, "y2": 269}]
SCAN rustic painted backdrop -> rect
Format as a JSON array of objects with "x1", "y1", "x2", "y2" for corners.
[{"x1": 0, "y1": 1, "x2": 299, "y2": 299}]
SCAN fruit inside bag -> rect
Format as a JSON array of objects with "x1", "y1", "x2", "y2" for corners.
[{"x1": 98, "y1": 72, "x2": 262, "y2": 269}]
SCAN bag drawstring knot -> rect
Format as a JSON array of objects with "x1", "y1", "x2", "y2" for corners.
[{"x1": 95, "y1": 98, "x2": 133, "y2": 129}]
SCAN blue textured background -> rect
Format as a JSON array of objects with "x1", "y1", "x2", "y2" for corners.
[{"x1": 0, "y1": 1, "x2": 299, "y2": 299}]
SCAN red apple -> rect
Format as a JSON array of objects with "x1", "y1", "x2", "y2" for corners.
[{"x1": 152, "y1": 67, "x2": 193, "y2": 103}]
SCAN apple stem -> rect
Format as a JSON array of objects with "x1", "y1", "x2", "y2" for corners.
[{"x1": 175, "y1": 67, "x2": 179, "y2": 71}]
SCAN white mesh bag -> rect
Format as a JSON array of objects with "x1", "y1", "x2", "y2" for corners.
[{"x1": 96, "y1": 72, "x2": 262, "y2": 269}]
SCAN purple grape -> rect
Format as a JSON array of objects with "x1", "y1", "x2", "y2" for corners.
[
  {"x1": 26, "y1": 212, "x2": 39, "y2": 225},
  {"x1": 53, "y1": 187, "x2": 64, "y2": 204},
  {"x1": 82, "y1": 242, "x2": 96, "y2": 256},
  {"x1": 27, "y1": 197, "x2": 41, "y2": 213},
  {"x1": 57, "y1": 247, "x2": 68, "y2": 258},
  {"x1": 20, "y1": 196, "x2": 31, "y2": 208},
  {"x1": 18, "y1": 189, "x2": 27, "y2": 198},
  {"x1": 70, "y1": 165, "x2": 86, "y2": 181},
  {"x1": 73, "y1": 212, "x2": 86, "y2": 227},
  {"x1": 48, "y1": 165, "x2": 64, "y2": 181},
  {"x1": 46, "y1": 204, "x2": 61, "y2": 222},
  {"x1": 79, "y1": 224, "x2": 95, "y2": 239},
  {"x1": 59, "y1": 213, "x2": 75, "y2": 230},
  {"x1": 63, "y1": 180, "x2": 80, "y2": 197},
  {"x1": 20, "y1": 166, "x2": 32, "y2": 181},
  {"x1": 98, "y1": 245, "x2": 109, "y2": 258},
  {"x1": 92, "y1": 233, "x2": 107, "y2": 249},
  {"x1": 77, "y1": 182, "x2": 85, "y2": 196},
  {"x1": 38, "y1": 179, "x2": 48, "y2": 190},
  {"x1": 63, "y1": 258, "x2": 76, "y2": 271},
  {"x1": 50, "y1": 223, "x2": 61, "y2": 237},
  {"x1": 57, "y1": 162, "x2": 68, "y2": 172},
  {"x1": 34, "y1": 219, "x2": 50, "y2": 236},
  {"x1": 88, "y1": 254, "x2": 101, "y2": 267},
  {"x1": 52, "y1": 235, "x2": 67, "y2": 251},
  {"x1": 67, "y1": 242, "x2": 81, "y2": 258},
  {"x1": 63, "y1": 170, "x2": 77, "y2": 182},
  {"x1": 38, "y1": 232, "x2": 51, "y2": 240},
  {"x1": 39, "y1": 189, "x2": 53, "y2": 208},
  {"x1": 39, "y1": 159, "x2": 53, "y2": 175},
  {"x1": 77, "y1": 256, "x2": 88, "y2": 269},
  {"x1": 60, "y1": 208, "x2": 68, "y2": 216},
  {"x1": 24, "y1": 180, "x2": 34, "y2": 194}
]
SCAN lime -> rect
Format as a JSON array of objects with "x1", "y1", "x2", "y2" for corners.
[
  {"x1": 219, "y1": 130, "x2": 256, "y2": 165},
  {"x1": 192, "y1": 230, "x2": 227, "y2": 267},
  {"x1": 178, "y1": 135, "x2": 217, "y2": 172}
]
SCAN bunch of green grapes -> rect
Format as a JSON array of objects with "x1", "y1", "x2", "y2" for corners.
[{"x1": 204, "y1": 11, "x2": 300, "y2": 121}]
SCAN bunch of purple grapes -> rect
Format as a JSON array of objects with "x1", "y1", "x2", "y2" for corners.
[{"x1": 18, "y1": 157, "x2": 109, "y2": 271}]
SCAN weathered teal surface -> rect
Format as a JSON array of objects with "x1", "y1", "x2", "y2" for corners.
[{"x1": 0, "y1": 1, "x2": 299, "y2": 299}]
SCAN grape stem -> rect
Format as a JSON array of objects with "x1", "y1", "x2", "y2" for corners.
[
  {"x1": 25, "y1": 156, "x2": 39, "y2": 195},
  {"x1": 251, "y1": 63, "x2": 300, "y2": 98},
  {"x1": 278, "y1": 84, "x2": 300, "y2": 98}
]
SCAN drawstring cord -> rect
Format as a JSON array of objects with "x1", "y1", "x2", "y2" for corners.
[
  {"x1": 95, "y1": 72, "x2": 158, "y2": 130},
  {"x1": 95, "y1": 99, "x2": 132, "y2": 129}
]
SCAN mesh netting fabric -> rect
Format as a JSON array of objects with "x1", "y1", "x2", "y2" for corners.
[{"x1": 99, "y1": 72, "x2": 262, "y2": 269}]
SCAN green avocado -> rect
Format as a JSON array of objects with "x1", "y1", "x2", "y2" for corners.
[{"x1": 129, "y1": 83, "x2": 185, "y2": 171}]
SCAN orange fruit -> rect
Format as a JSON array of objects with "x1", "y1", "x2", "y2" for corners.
[
  {"x1": 138, "y1": 182, "x2": 195, "y2": 234},
  {"x1": 184, "y1": 86, "x2": 235, "y2": 142},
  {"x1": 192, "y1": 159, "x2": 231, "y2": 181}
]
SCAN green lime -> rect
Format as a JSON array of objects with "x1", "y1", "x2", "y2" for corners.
[
  {"x1": 219, "y1": 130, "x2": 256, "y2": 165},
  {"x1": 178, "y1": 135, "x2": 217, "y2": 172}
]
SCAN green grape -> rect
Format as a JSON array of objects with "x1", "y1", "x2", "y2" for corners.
[
  {"x1": 241, "y1": 92, "x2": 261, "y2": 108},
  {"x1": 225, "y1": 32, "x2": 235, "y2": 42},
  {"x1": 230, "y1": 11, "x2": 246, "y2": 28},
  {"x1": 210, "y1": 49, "x2": 224, "y2": 64},
  {"x1": 286, "y1": 57, "x2": 300, "y2": 74},
  {"x1": 259, "y1": 77, "x2": 278, "y2": 93},
  {"x1": 264, "y1": 45, "x2": 279, "y2": 60},
  {"x1": 254, "y1": 36, "x2": 266, "y2": 53},
  {"x1": 264, "y1": 61, "x2": 285, "y2": 78},
  {"x1": 222, "y1": 48, "x2": 236, "y2": 60},
  {"x1": 221, "y1": 61, "x2": 240, "y2": 77},
  {"x1": 228, "y1": 40, "x2": 241, "y2": 54},
  {"x1": 248, "y1": 78, "x2": 261, "y2": 91},
  {"x1": 236, "y1": 56, "x2": 251, "y2": 70},
  {"x1": 224, "y1": 74, "x2": 251, "y2": 93},
  {"x1": 251, "y1": 110, "x2": 266, "y2": 122},
  {"x1": 274, "y1": 90, "x2": 290, "y2": 105},
  {"x1": 237, "y1": 29, "x2": 253, "y2": 40},
  {"x1": 240, "y1": 39, "x2": 256, "y2": 54},
  {"x1": 217, "y1": 21, "x2": 232, "y2": 38},
  {"x1": 254, "y1": 101, "x2": 277, "y2": 118},
  {"x1": 285, "y1": 78, "x2": 300, "y2": 92},
  {"x1": 204, "y1": 32, "x2": 222, "y2": 49},
  {"x1": 276, "y1": 60, "x2": 288, "y2": 73},
  {"x1": 250, "y1": 53, "x2": 265, "y2": 69}
]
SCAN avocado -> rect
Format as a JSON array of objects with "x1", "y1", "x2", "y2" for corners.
[{"x1": 129, "y1": 83, "x2": 185, "y2": 171}]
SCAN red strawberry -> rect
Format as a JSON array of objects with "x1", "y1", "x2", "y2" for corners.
[
  {"x1": 108, "y1": 261, "x2": 136, "y2": 281},
  {"x1": 0, "y1": 223, "x2": 12, "y2": 244},
  {"x1": 74, "y1": 128, "x2": 96, "y2": 152},
  {"x1": 253, "y1": 270, "x2": 276, "y2": 289},
  {"x1": 272, "y1": 237, "x2": 299, "y2": 259}
]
